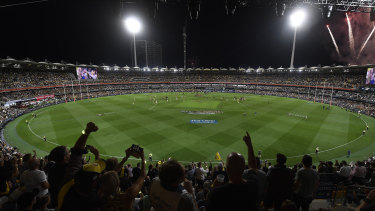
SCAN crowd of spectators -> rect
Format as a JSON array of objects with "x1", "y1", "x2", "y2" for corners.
[
  {"x1": 0, "y1": 69, "x2": 75, "y2": 90},
  {"x1": 0, "y1": 68, "x2": 366, "y2": 90},
  {"x1": 1, "y1": 68, "x2": 375, "y2": 210},
  {"x1": 1, "y1": 124, "x2": 375, "y2": 211}
]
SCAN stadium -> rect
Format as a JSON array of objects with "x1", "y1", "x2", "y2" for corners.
[{"x1": 1, "y1": 1, "x2": 375, "y2": 211}]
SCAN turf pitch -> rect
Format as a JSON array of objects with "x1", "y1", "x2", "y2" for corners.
[{"x1": 4, "y1": 92, "x2": 375, "y2": 165}]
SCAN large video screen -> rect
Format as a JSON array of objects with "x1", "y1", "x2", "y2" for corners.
[
  {"x1": 366, "y1": 68, "x2": 374, "y2": 85},
  {"x1": 76, "y1": 67, "x2": 98, "y2": 80}
]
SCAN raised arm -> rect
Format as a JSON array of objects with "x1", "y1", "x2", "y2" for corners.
[
  {"x1": 87, "y1": 145, "x2": 100, "y2": 161},
  {"x1": 243, "y1": 131, "x2": 256, "y2": 169},
  {"x1": 73, "y1": 122, "x2": 98, "y2": 149},
  {"x1": 114, "y1": 148, "x2": 131, "y2": 173},
  {"x1": 124, "y1": 150, "x2": 146, "y2": 199},
  {"x1": 64, "y1": 122, "x2": 98, "y2": 182}
]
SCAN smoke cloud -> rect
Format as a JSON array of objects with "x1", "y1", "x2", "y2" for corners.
[{"x1": 328, "y1": 13, "x2": 375, "y2": 65}]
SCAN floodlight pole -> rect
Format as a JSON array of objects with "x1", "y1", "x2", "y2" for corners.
[
  {"x1": 290, "y1": 27, "x2": 297, "y2": 69},
  {"x1": 133, "y1": 33, "x2": 138, "y2": 68}
]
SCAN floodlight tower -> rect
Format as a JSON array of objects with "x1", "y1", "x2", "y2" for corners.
[
  {"x1": 124, "y1": 17, "x2": 142, "y2": 68},
  {"x1": 289, "y1": 9, "x2": 306, "y2": 69}
]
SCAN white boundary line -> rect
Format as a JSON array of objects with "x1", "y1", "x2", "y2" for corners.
[
  {"x1": 263, "y1": 113, "x2": 369, "y2": 161},
  {"x1": 28, "y1": 110, "x2": 59, "y2": 146},
  {"x1": 25, "y1": 99, "x2": 370, "y2": 163}
]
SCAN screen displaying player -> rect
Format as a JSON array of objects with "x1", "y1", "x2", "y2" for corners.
[
  {"x1": 76, "y1": 67, "x2": 98, "y2": 80},
  {"x1": 366, "y1": 68, "x2": 375, "y2": 84},
  {"x1": 366, "y1": 68, "x2": 375, "y2": 85}
]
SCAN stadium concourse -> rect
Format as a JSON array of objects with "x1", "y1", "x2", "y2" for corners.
[{"x1": 1, "y1": 62, "x2": 375, "y2": 211}]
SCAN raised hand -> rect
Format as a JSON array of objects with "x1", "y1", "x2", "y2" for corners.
[
  {"x1": 88, "y1": 145, "x2": 99, "y2": 157},
  {"x1": 125, "y1": 148, "x2": 132, "y2": 159},
  {"x1": 140, "y1": 150, "x2": 145, "y2": 161},
  {"x1": 243, "y1": 131, "x2": 256, "y2": 169},
  {"x1": 243, "y1": 131, "x2": 252, "y2": 147},
  {"x1": 85, "y1": 122, "x2": 98, "y2": 134}
]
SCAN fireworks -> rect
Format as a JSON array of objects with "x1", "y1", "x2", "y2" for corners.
[
  {"x1": 346, "y1": 13, "x2": 356, "y2": 58},
  {"x1": 357, "y1": 25, "x2": 375, "y2": 61},
  {"x1": 326, "y1": 25, "x2": 341, "y2": 57}
]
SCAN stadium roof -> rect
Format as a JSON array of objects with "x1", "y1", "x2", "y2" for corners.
[{"x1": 0, "y1": 58, "x2": 374, "y2": 73}]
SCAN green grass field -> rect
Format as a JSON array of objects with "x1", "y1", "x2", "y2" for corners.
[{"x1": 4, "y1": 92, "x2": 375, "y2": 165}]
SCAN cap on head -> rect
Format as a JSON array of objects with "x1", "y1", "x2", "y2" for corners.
[{"x1": 83, "y1": 159, "x2": 106, "y2": 174}]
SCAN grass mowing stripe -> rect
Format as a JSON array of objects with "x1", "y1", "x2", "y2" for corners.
[{"x1": 3, "y1": 92, "x2": 375, "y2": 165}]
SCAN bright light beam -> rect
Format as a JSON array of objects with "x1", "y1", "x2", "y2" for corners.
[
  {"x1": 123, "y1": 17, "x2": 142, "y2": 68},
  {"x1": 346, "y1": 13, "x2": 356, "y2": 58},
  {"x1": 357, "y1": 25, "x2": 375, "y2": 60},
  {"x1": 290, "y1": 9, "x2": 306, "y2": 28},
  {"x1": 289, "y1": 9, "x2": 307, "y2": 68},
  {"x1": 124, "y1": 17, "x2": 142, "y2": 34},
  {"x1": 326, "y1": 25, "x2": 341, "y2": 57}
]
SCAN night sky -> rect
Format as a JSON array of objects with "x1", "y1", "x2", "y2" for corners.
[{"x1": 0, "y1": 0, "x2": 367, "y2": 68}]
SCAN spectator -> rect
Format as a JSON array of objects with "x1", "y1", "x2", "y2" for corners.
[
  {"x1": 292, "y1": 155, "x2": 319, "y2": 211},
  {"x1": 132, "y1": 162, "x2": 141, "y2": 183},
  {"x1": 185, "y1": 164, "x2": 195, "y2": 181},
  {"x1": 326, "y1": 161, "x2": 336, "y2": 173},
  {"x1": 0, "y1": 154, "x2": 19, "y2": 197},
  {"x1": 194, "y1": 162, "x2": 208, "y2": 188},
  {"x1": 264, "y1": 153, "x2": 294, "y2": 211},
  {"x1": 206, "y1": 132, "x2": 258, "y2": 211},
  {"x1": 147, "y1": 164, "x2": 158, "y2": 181},
  {"x1": 351, "y1": 161, "x2": 367, "y2": 184},
  {"x1": 149, "y1": 159, "x2": 198, "y2": 211},
  {"x1": 242, "y1": 156, "x2": 267, "y2": 203},
  {"x1": 19, "y1": 153, "x2": 32, "y2": 174},
  {"x1": 47, "y1": 146, "x2": 70, "y2": 207},
  {"x1": 20, "y1": 157, "x2": 49, "y2": 197},
  {"x1": 212, "y1": 163, "x2": 228, "y2": 183},
  {"x1": 104, "y1": 157, "x2": 118, "y2": 172},
  {"x1": 127, "y1": 164, "x2": 133, "y2": 179},
  {"x1": 107, "y1": 147, "x2": 146, "y2": 210},
  {"x1": 339, "y1": 160, "x2": 351, "y2": 182}
]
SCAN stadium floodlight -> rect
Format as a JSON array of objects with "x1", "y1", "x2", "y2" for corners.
[
  {"x1": 124, "y1": 17, "x2": 142, "y2": 67},
  {"x1": 124, "y1": 17, "x2": 142, "y2": 34},
  {"x1": 290, "y1": 9, "x2": 306, "y2": 28},
  {"x1": 289, "y1": 9, "x2": 307, "y2": 69}
]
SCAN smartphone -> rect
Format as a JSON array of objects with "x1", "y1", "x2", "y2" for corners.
[{"x1": 130, "y1": 144, "x2": 143, "y2": 153}]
